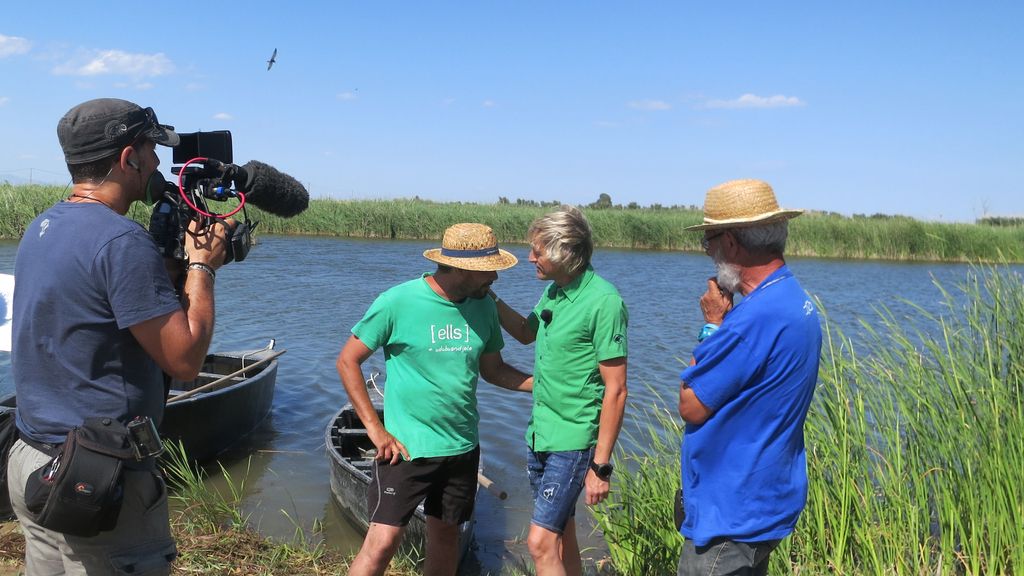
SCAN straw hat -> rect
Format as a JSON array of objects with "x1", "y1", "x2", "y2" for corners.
[
  {"x1": 685, "y1": 179, "x2": 803, "y2": 231},
  {"x1": 423, "y1": 223, "x2": 518, "y2": 271}
]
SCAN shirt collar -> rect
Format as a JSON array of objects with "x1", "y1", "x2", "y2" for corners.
[{"x1": 548, "y1": 265, "x2": 595, "y2": 303}]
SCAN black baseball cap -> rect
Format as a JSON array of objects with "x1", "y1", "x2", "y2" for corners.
[{"x1": 57, "y1": 98, "x2": 179, "y2": 165}]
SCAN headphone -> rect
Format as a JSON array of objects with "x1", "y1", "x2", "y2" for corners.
[{"x1": 127, "y1": 158, "x2": 140, "y2": 171}]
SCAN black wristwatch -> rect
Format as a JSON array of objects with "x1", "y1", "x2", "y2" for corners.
[{"x1": 590, "y1": 459, "x2": 614, "y2": 481}]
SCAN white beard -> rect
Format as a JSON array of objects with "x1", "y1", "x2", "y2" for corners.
[{"x1": 713, "y1": 254, "x2": 742, "y2": 294}]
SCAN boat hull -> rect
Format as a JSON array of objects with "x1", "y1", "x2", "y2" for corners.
[
  {"x1": 325, "y1": 404, "x2": 474, "y2": 562},
  {"x1": 162, "y1": 349, "x2": 278, "y2": 463}
]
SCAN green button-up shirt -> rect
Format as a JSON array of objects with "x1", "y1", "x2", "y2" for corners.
[{"x1": 525, "y1": 266, "x2": 628, "y2": 451}]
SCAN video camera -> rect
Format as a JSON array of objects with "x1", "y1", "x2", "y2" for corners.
[
  {"x1": 149, "y1": 130, "x2": 309, "y2": 266},
  {"x1": 149, "y1": 130, "x2": 253, "y2": 264}
]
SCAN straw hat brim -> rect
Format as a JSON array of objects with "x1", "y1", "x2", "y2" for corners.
[
  {"x1": 684, "y1": 209, "x2": 804, "y2": 231},
  {"x1": 423, "y1": 249, "x2": 519, "y2": 272}
]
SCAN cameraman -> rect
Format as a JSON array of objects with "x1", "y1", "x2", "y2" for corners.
[{"x1": 7, "y1": 98, "x2": 230, "y2": 575}]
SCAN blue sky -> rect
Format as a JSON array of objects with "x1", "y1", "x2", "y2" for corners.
[{"x1": 1, "y1": 2, "x2": 1021, "y2": 222}]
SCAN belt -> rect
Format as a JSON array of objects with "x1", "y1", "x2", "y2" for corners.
[{"x1": 18, "y1": 431, "x2": 62, "y2": 457}]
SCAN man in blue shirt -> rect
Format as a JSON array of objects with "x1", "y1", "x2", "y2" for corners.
[
  {"x1": 677, "y1": 179, "x2": 822, "y2": 576},
  {"x1": 9, "y1": 98, "x2": 231, "y2": 575}
]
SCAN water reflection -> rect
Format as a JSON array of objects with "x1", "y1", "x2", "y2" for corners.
[{"x1": 0, "y1": 237, "x2": 1019, "y2": 573}]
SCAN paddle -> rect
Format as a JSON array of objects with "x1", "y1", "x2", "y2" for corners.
[
  {"x1": 477, "y1": 472, "x2": 507, "y2": 500},
  {"x1": 167, "y1": 348, "x2": 287, "y2": 404}
]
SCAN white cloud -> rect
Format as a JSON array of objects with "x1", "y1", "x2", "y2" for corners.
[
  {"x1": 213, "y1": 112, "x2": 233, "y2": 121},
  {"x1": 337, "y1": 91, "x2": 358, "y2": 101},
  {"x1": 628, "y1": 99, "x2": 671, "y2": 111},
  {"x1": 0, "y1": 34, "x2": 31, "y2": 57},
  {"x1": 481, "y1": 99, "x2": 497, "y2": 108},
  {"x1": 52, "y1": 49, "x2": 174, "y2": 77},
  {"x1": 705, "y1": 93, "x2": 806, "y2": 109},
  {"x1": 0, "y1": 96, "x2": 10, "y2": 107}
]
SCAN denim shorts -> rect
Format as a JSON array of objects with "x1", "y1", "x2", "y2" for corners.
[{"x1": 526, "y1": 446, "x2": 593, "y2": 534}]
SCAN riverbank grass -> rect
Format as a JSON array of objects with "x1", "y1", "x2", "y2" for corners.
[
  {"x1": 0, "y1": 442, "x2": 427, "y2": 576},
  {"x1": 3, "y1": 183, "x2": 1023, "y2": 262}
]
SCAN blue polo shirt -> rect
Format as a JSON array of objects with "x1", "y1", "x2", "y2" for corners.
[{"x1": 679, "y1": 265, "x2": 821, "y2": 546}]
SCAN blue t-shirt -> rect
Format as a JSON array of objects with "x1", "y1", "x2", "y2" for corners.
[
  {"x1": 13, "y1": 202, "x2": 181, "y2": 444},
  {"x1": 679, "y1": 265, "x2": 822, "y2": 546}
]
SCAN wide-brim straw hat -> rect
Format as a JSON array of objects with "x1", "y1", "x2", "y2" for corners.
[
  {"x1": 423, "y1": 223, "x2": 518, "y2": 271},
  {"x1": 685, "y1": 179, "x2": 804, "y2": 231}
]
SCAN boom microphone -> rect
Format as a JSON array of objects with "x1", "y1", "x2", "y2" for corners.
[{"x1": 231, "y1": 160, "x2": 309, "y2": 217}]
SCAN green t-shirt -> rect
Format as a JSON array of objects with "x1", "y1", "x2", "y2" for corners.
[
  {"x1": 525, "y1": 266, "x2": 628, "y2": 451},
  {"x1": 352, "y1": 274, "x2": 504, "y2": 459}
]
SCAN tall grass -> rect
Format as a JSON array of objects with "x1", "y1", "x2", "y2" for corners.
[
  {"x1": 591, "y1": 264, "x2": 1024, "y2": 575},
  {"x1": 592, "y1": 399, "x2": 683, "y2": 574},
  {"x1": 3, "y1": 183, "x2": 1023, "y2": 262}
]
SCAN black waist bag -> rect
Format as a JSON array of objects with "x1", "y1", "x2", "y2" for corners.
[{"x1": 25, "y1": 417, "x2": 136, "y2": 537}]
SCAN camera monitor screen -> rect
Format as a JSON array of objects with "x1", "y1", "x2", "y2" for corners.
[{"x1": 173, "y1": 130, "x2": 233, "y2": 164}]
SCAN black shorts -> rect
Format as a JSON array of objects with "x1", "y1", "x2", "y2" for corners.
[{"x1": 367, "y1": 445, "x2": 479, "y2": 527}]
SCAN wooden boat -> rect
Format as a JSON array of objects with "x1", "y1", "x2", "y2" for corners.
[
  {"x1": 1, "y1": 343, "x2": 282, "y2": 465},
  {"x1": 325, "y1": 374, "x2": 476, "y2": 563},
  {"x1": 163, "y1": 342, "x2": 284, "y2": 463}
]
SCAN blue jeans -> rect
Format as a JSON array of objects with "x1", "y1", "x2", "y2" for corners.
[
  {"x1": 677, "y1": 537, "x2": 780, "y2": 576},
  {"x1": 526, "y1": 447, "x2": 593, "y2": 534}
]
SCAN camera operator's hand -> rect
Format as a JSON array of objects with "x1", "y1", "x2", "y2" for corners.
[{"x1": 184, "y1": 218, "x2": 234, "y2": 270}]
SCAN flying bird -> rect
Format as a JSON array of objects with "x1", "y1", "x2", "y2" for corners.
[{"x1": 267, "y1": 48, "x2": 277, "y2": 71}]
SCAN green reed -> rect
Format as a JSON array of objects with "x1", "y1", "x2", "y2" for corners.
[
  {"x1": 4, "y1": 184, "x2": 1023, "y2": 262},
  {"x1": 591, "y1": 264, "x2": 1024, "y2": 575},
  {"x1": 592, "y1": 399, "x2": 684, "y2": 574}
]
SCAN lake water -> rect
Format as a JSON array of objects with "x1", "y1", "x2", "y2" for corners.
[{"x1": 0, "y1": 235, "x2": 1017, "y2": 572}]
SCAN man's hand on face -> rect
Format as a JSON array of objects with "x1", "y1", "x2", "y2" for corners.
[{"x1": 699, "y1": 277, "x2": 733, "y2": 325}]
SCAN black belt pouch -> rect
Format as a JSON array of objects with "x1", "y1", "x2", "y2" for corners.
[{"x1": 24, "y1": 417, "x2": 135, "y2": 537}]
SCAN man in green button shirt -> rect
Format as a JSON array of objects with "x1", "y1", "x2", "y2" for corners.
[{"x1": 492, "y1": 205, "x2": 629, "y2": 576}]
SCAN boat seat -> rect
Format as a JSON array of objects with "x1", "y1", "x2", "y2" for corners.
[{"x1": 198, "y1": 372, "x2": 245, "y2": 381}]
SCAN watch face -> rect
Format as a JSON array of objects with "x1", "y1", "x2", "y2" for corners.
[{"x1": 592, "y1": 461, "x2": 613, "y2": 480}]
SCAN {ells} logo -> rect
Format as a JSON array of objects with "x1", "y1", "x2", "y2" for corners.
[{"x1": 430, "y1": 323, "x2": 470, "y2": 344}]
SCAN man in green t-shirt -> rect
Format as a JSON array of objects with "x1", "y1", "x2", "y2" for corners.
[
  {"x1": 492, "y1": 205, "x2": 629, "y2": 576},
  {"x1": 337, "y1": 223, "x2": 533, "y2": 576}
]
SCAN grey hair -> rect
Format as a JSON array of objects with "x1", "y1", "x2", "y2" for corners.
[
  {"x1": 528, "y1": 205, "x2": 593, "y2": 277},
  {"x1": 729, "y1": 221, "x2": 789, "y2": 255}
]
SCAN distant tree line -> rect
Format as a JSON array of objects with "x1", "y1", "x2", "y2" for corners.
[
  {"x1": 977, "y1": 216, "x2": 1024, "y2": 227},
  {"x1": 497, "y1": 193, "x2": 699, "y2": 211}
]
